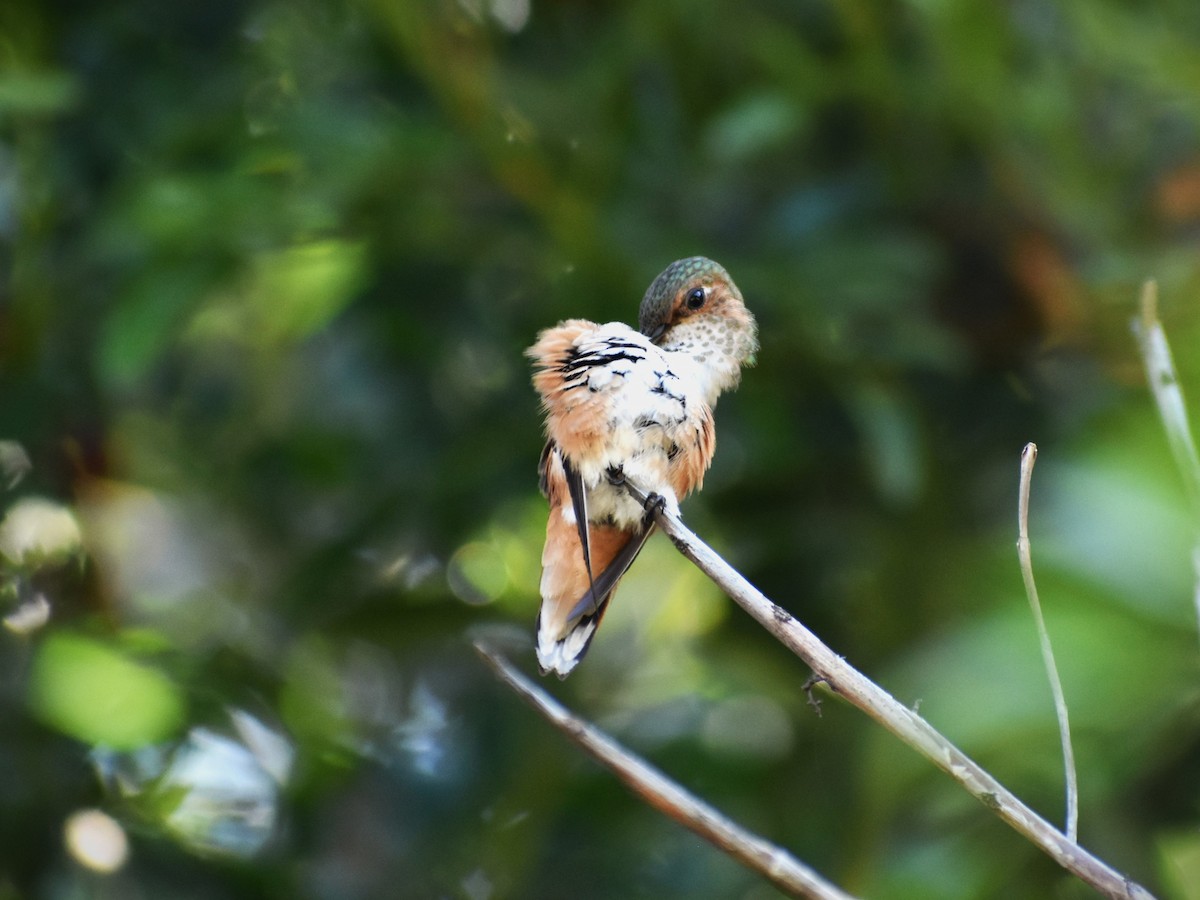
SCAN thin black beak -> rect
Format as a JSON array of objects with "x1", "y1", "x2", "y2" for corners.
[{"x1": 641, "y1": 322, "x2": 666, "y2": 343}]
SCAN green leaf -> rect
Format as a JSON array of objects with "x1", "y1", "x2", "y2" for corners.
[
  {"x1": 249, "y1": 240, "x2": 366, "y2": 341},
  {"x1": 29, "y1": 633, "x2": 185, "y2": 749},
  {"x1": 0, "y1": 72, "x2": 79, "y2": 115}
]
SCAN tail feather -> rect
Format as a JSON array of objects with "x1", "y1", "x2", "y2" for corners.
[
  {"x1": 536, "y1": 603, "x2": 607, "y2": 679},
  {"x1": 535, "y1": 444, "x2": 656, "y2": 677},
  {"x1": 536, "y1": 508, "x2": 633, "y2": 677},
  {"x1": 537, "y1": 520, "x2": 656, "y2": 677}
]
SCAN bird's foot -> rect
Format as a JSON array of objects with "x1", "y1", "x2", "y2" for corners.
[
  {"x1": 605, "y1": 465, "x2": 665, "y2": 521},
  {"x1": 641, "y1": 491, "x2": 666, "y2": 523}
]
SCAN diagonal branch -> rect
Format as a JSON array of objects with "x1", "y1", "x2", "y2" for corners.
[
  {"x1": 617, "y1": 481, "x2": 1155, "y2": 900},
  {"x1": 474, "y1": 640, "x2": 858, "y2": 900}
]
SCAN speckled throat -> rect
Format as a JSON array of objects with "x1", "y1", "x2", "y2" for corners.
[{"x1": 660, "y1": 315, "x2": 755, "y2": 407}]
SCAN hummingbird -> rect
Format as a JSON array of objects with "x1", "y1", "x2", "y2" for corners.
[{"x1": 527, "y1": 257, "x2": 758, "y2": 677}]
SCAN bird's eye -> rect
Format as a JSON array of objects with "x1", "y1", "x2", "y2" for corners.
[{"x1": 685, "y1": 287, "x2": 706, "y2": 310}]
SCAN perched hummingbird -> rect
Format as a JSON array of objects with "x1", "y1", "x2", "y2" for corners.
[{"x1": 527, "y1": 257, "x2": 758, "y2": 677}]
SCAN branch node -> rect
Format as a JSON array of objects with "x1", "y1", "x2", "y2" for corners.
[{"x1": 801, "y1": 673, "x2": 827, "y2": 717}]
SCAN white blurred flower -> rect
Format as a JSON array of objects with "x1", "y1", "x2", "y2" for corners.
[
  {"x1": 92, "y1": 710, "x2": 293, "y2": 859},
  {"x1": 0, "y1": 441, "x2": 31, "y2": 489},
  {"x1": 3, "y1": 593, "x2": 51, "y2": 635},
  {"x1": 0, "y1": 497, "x2": 82, "y2": 565}
]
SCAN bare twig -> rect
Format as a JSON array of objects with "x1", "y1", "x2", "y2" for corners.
[
  {"x1": 474, "y1": 641, "x2": 858, "y2": 900},
  {"x1": 1132, "y1": 279, "x2": 1200, "y2": 637},
  {"x1": 1133, "y1": 280, "x2": 1200, "y2": 512},
  {"x1": 618, "y1": 480, "x2": 1155, "y2": 900},
  {"x1": 1017, "y1": 442, "x2": 1078, "y2": 842}
]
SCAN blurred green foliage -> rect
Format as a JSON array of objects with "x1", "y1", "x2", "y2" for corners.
[{"x1": 3, "y1": 0, "x2": 1200, "y2": 897}]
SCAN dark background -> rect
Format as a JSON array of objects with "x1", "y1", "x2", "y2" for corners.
[{"x1": 3, "y1": 1, "x2": 1200, "y2": 897}]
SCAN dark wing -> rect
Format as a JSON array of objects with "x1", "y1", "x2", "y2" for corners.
[
  {"x1": 566, "y1": 522, "x2": 655, "y2": 622},
  {"x1": 539, "y1": 441, "x2": 595, "y2": 596}
]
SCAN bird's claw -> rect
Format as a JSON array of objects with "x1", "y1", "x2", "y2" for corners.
[{"x1": 605, "y1": 466, "x2": 663, "y2": 520}]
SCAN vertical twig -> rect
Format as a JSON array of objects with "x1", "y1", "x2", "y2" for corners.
[
  {"x1": 1016, "y1": 443, "x2": 1078, "y2": 842},
  {"x1": 1132, "y1": 279, "x2": 1200, "y2": 637},
  {"x1": 474, "y1": 641, "x2": 858, "y2": 900}
]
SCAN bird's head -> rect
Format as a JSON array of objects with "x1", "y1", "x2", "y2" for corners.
[{"x1": 638, "y1": 257, "x2": 758, "y2": 373}]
